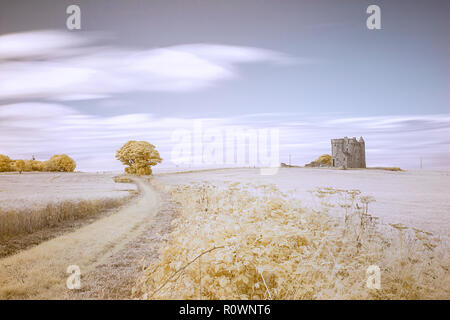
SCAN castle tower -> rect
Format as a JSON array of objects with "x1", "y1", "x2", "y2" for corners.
[
  {"x1": 359, "y1": 137, "x2": 366, "y2": 168},
  {"x1": 331, "y1": 136, "x2": 366, "y2": 168}
]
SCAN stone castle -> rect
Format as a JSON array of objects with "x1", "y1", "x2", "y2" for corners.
[{"x1": 331, "y1": 137, "x2": 366, "y2": 168}]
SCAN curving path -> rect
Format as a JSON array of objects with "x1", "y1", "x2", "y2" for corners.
[{"x1": 0, "y1": 178, "x2": 169, "y2": 299}]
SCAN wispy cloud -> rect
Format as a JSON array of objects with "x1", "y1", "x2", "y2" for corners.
[
  {"x1": 0, "y1": 29, "x2": 97, "y2": 60},
  {"x1": 0, "y1": 30, "x2": 295, "y2": 101},
  {"x1": 0, "y1": 103, "x2": 448, "y2": 171}
]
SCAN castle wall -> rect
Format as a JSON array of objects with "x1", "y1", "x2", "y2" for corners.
[{"x1": 331, "y1": 139, "x2": 346, "y2": 167}]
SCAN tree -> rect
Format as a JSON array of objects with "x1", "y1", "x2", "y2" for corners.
[
  {"x1": 43, "y1": 160, "x2": 56, "y2": 172},
  {"x1": 316, "y1": 154, "x2": 331, "y2": 166},
  {"x1": 0, "y1": 154, "x2": 11, "y2": 172},
  {"x1": 31, "y1": 160, "x2": 44, "y2": 171},
  {"x1": 48, "y1": 154, "x2": 76, "y2": 172},
  {"x1": 305, "y1": 154, "x2": 332, "y2": 167},
  {"x1": 15, "y1": 160, "x2": 25, "y2": 174},
  {"x1": 116, "y1": 140, "x2": 162, "y2": 175},
  {"x1": 23, "y1": 160, "x2": 36, "y2": 172}
]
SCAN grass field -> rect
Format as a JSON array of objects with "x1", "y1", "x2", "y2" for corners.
[
  {"x1": 134, "y1": 172, "x2": 450, "y2": 299},
  {"x1": 154, "y1": 168, "x2": 450, "y2": 239},
  {"x1": 0, "y1": 172, "x2": 137, "y2": 211},
  {"x1": 0, "y1": 172, "x2": 137, "y2": 257},
  {"x1": 0, "y1": 168, "x2": 448, "y2": 299},
  {"x1": 0, "y1": 177, "x2": 161, "y2": 299}
]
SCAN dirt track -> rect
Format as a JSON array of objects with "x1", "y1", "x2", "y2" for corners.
[{"x1": 0, "y1": 178, "x2": 174, "y2": 299}]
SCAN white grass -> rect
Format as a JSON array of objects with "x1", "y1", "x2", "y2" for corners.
[
  {"x1": 134, "y1": 180, "x2": 450, "y2": 299},
  {"x1": 154, "y1": 168, "x2": 450, "y2": 240},
  {"x1": 0, "y1": 172, "x2": 137, "y2": 211}
]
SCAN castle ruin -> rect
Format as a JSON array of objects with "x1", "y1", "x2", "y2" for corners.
[{"x1": 331, "y1": 137, "x2": 366, "y2": 168}]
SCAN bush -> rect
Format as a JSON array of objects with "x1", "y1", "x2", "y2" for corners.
[
  {"x1": 305, "y1": 154, "x2": 331, "y2": 167},
  {"x1": 113, "y1": 176, "x2": 133, "y2": 183},
  {"x1": 316, "y1": 154, "x2": 331, "y2": 165}
]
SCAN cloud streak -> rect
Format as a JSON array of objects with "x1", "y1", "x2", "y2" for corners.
[
  {"x1": 0, "y1": 30, "x2": 294, "y2": 101},
  {"x1": 0, "y1": 103, "x2": 448, "y2": 171}
]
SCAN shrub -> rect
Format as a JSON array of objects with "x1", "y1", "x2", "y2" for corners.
[
  {"x1": 316, "y1": 154, "x2": 331, "y2": 165},
  {"x1": 305, "y1": 154, "x2": 331, "y2": 167},
  {"x1": 113, "y1": 176, "x2": 133, "y2": 183}
]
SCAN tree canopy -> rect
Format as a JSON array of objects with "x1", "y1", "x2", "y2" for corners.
[
  {"x1": 0, "y1": 154, "x2": 11, "y2": 172},
  {"x1": 316, "y1": 154, "x2": 332, "y2": 166},
  {"x1": 115, "y1": 140, "x2": 162, "y2": 175},
  {"x1": 0, "y1": 154, "x2": 76, "y2": 173},
  {"x1": 48, "y1": 154, "x2": 76, "y2": 172}
]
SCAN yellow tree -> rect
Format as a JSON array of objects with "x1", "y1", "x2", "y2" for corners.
[
  {"x1": 48, "y1": 154, "x2": 77, "y2": 172},
  {"x1": 316, "y1": 154, "x2": 331, "y2": 166},
  {"x1": 31, "y1": 160, "x2": 44, "y2": 171},
  {"x1": 23, "y1": 160, "x2": 34, "y2": 172},
  {"x1": 15, "y1": 160, "x2": 25, "y2": 173},
  {"x1": 43, "y1": 160, "x2": 57, "y2": 172},
  {"x1": 115, "y1": 140, "x2": 162, "y2": 175},
  {"x1": 0, "y1": 154, "x2": 11, "y2": 172}
]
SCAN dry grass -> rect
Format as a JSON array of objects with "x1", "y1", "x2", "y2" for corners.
[
  {"x1": 0, "y1": 178, "x2": 159, "y2": 300},
  {"x1": 0, "y1": 196, "x2": 132, "y2": 241},
  {"x1": 134, "y1": 182, "x2": 449, "y2": 300},
  {"x1": 71, "y1": 190, "x2": 178, "y2": 300},
  {"x1": 0, "y1": 172, "x2": 137, "y2": 212},
  {"x1": 113, "y1": 176, "x2": 133, "y2": 183},
  {"x1": 368, "y1": 167, "x2": 404, "y2": 172}
]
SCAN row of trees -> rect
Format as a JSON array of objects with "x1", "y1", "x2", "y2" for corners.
[
  {"x1": 0, "y1": 140, "x2": 161, "y2": 175},
  {"x1": 0, "y1": 154, "x2": 76, "y2": 173}
]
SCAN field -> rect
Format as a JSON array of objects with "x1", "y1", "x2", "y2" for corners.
[
  {"x1": 132, "y1": 168, "x2": 449, "y2": 299},
  {"x1": 0, "y1": 172, "x2": 137, "y2": 256},
  {"x1": 0, "y1": 168, "x2": 448, "y2": 299},
  {"x1": 154, "y1": 168, "x2": 450, "y2": 239},
  {"x1": 0, "y1": 175, "x2": 169, "y2": 299},
  {"x1": 0, "y1": 172, "x2": 137, "y2": 211}
]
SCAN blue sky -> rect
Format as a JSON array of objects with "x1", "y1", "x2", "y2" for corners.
[{"x1": 0, "y1": 0, "x2": 448, "y2": 170}]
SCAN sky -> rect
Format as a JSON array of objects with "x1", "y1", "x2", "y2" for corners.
[{"x1": 0, "y1": 0, "x2": 449, "y2": 171}]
